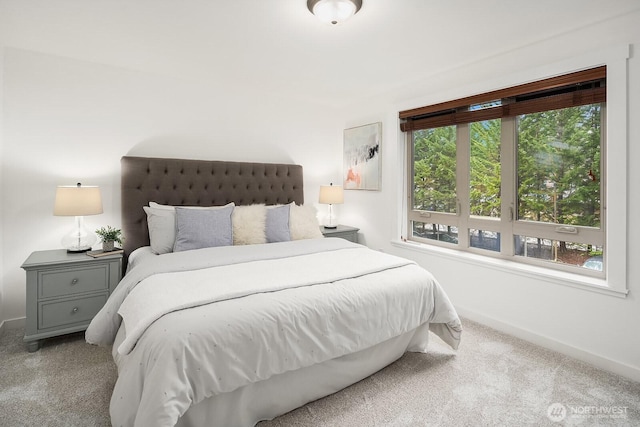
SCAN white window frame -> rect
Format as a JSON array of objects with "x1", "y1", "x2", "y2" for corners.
[{"x1": 396, "y1": 46, "x2": 629, "y2": 297}]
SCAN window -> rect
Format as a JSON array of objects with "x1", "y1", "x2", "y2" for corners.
[{"x1": 401, "y1": 67, "x2": 606, "y2": 277}]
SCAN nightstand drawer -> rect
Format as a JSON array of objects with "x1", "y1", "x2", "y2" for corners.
[
  {"x1": 39, "y1": 265, "x2": 109, "y2": 298},
  {"x1": 39, "y1": 293, "x2": 108, "y2": 330}
]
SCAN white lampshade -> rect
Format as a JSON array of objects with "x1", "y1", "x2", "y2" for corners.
[
  {"x1": 307, "y1": 0, "x2": 362, "y2": 25},
  {"x1": 54, "y1": 184, "x2": 103, "y2": 216},
  {"x1": 54, "y1": 183, "x2": 103, "y2": 252},
  {"x1": 319, "y1": 183, "x2": 343, "y2": 229},
  {"x1": 319, "y1": 184, "x2": 344, "y2": 205}
]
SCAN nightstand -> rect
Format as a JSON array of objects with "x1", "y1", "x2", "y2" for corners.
[
  {"x1": 320, "y1": 225, "x2": 359, "y2": 243},
  {"x1": 21, "y1": 249, "x2": 123, "y2": 352}
]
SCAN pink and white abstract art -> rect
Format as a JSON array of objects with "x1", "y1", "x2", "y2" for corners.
[{"x1": 343, "y1": 122, "x2": 381, "y2": 191}]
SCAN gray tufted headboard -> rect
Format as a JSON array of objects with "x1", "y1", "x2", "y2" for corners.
[{"x1": 121, "y1": 156, "x2": 304, "y2": 257}]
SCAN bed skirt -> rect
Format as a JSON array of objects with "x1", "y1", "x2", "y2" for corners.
[{"x1": 113, "y1": 322, "x2": 432, "y2": 427}]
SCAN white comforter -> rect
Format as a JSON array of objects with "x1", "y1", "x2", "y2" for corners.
[{"x1": 86, "y1": 238, "x2": 461, "y2": 427}]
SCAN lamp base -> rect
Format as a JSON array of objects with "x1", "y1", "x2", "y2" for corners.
[
  {"x1": 66, "y1": 246, "x2": 92, "y2": 253},
  {"x1": 323, "y1": 225, "x2": 338, "y2": 229},
  {"x1": 61, "y1": 216, "x2": 97, "y2": 253}
]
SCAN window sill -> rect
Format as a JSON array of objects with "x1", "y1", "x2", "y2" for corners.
[{"x1": 391, "y1": 239, "x2": 628, "y2": 298}]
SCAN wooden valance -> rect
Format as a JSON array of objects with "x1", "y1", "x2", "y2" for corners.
[{"x1": 400, "y1": 66, "x2": 606, "y2": 132}]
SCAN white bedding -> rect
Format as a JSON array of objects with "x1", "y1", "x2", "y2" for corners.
[
  {"x1": 124, "y1": 246, "x2": 155, "y2": 274},
  {"x1": 86, "y1": 238, "x2": 461, "y2": 427}
]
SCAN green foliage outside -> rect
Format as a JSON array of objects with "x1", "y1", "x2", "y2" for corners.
[
  {"x1": 413, "y1": 126, "x2": 456, "y2": 213},
  {"x1": 517, "y1": 105, "x2": 601, "y2": 228},
  {"x1": 470, "y1": 120, "x2": 501, "y2": 217},
  {"x1": 413, "y1": 104, "x2": 601, "y2": 229}
]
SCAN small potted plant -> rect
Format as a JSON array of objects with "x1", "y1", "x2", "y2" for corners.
[{"x1": 95, "y1": 226, "x2": 123, "y2": 252}]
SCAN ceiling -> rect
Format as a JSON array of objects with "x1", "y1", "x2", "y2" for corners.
[{"x1": 1, "y1": 0, "x2": 639, "y2": 108}]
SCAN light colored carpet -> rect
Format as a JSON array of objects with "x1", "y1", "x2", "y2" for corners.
[{"x1": 0, "y1": 319, "x2": 638, "y2": 426}]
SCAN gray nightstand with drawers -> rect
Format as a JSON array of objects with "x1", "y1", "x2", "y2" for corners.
[
  {"x1": 21, "y1": 249, "x2": 123, "y2": 352},
  {"x1": 320, "y1": 224, "x2": 359, "y2": 243}
]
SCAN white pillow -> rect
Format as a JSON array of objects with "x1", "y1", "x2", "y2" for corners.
[
  {"x1": 232, "y1": 204, "x2": 267, "y2": 245},
  {"x1": 289, "y1": 203, "x2": 323, "y2": 240},
  {"x1": 144, "y1": 202, "x2": 235, "y2": 254},
  {"x1": 148, "y1": 202, "x2": 175, "y2": 211},
  {"x1": 143, "y1": 206, "x2": 176, "y2": 255}
]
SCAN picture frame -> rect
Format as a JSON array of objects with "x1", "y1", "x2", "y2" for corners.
[{"x1": 343, "y1": 122, "x2": 382, "y2": 191}]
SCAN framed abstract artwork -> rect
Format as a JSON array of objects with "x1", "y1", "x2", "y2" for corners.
[{"x1": 343, "y1": 122, "x2": 382, "y2": 191}]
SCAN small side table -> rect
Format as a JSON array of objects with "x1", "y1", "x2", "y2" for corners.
[
  {"x1": 320, "y1": 224, "x2": 359, "y2": 243},
  {"x1": 21, "y1": 249, "x2": 123, "y2": 352}
]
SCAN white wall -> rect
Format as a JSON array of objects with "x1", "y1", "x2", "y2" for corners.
[
  {"x1": 0, "y1": 46, "x2": 5, "y2": 330},
  {"x1": 0, "y1": 47, "x2": 343, "y2": 323},
  {"x1": 338, "y1": 12, "x2": 640, "y2": 381}
]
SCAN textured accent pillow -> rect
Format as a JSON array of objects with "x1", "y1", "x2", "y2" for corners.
[
  {"x1": 232, "y1": 204, "x2": 267, "y2": 245},
  {"x1": 144, "y1": 202, "x2": 234, "y2": 254},
  {"x1": 266, "y1": 204, "x2": 291, "y2": 243},
  {"x1": 289, "y1": 203, "x2": 323, "y2": 240},
  {"x1": 173, "y1": 205, "x2": 234, "y2": 252}
]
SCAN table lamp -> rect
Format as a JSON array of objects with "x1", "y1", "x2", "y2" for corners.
[
  {"x1": 53, "y1": 183, "x2": 103, "y2": 252},
  {"x1": 319, "y1": 183, "x2": 344, "y2": 229}
]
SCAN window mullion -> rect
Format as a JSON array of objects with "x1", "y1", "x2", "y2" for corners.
[
  {"x1": 500, "y1": 116, "x2": 516, "y2": 256},
  {"x1": 406, "y1": 129, "x2": 415, "y2": 241},
  {"x1": 457, "y1": 123, "x2": 470, "y2": 250}
]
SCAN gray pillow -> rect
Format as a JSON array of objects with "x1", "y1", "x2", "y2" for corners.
[
  {"x1": 266, "y1": 204, "x2": 291, "y2": 243},
  {"x1": 173, "y1": 205, "x2": 234, "y2": 252}
]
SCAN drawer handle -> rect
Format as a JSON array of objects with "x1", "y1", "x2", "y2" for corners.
[
  {"x1": 71, "y1": 278, "x2": 79, "y2": 285},
  {"x1": 71, "y1": 306, "x2": 79, "y2": 314}
]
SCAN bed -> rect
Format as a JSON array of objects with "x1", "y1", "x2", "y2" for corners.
[{"x1": 85, "y1": 156, "x2": 462, "y2": 427}]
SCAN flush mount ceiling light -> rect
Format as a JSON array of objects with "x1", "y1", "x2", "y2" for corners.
[{"x1": 307, "y1": 0, "x2": 363, "y2": 25}]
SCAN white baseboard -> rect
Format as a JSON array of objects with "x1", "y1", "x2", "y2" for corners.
[
  {"x1": 456, "y1": 306, "x2": 640, "y2": 384},
  {"x1": 0, "y1": 317, "x2": 26, "y2": 337}
]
